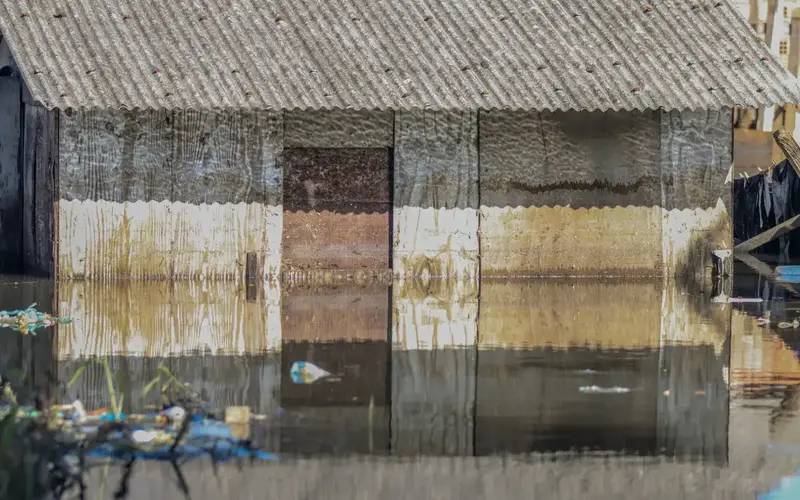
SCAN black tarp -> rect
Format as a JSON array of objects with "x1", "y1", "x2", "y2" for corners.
[{"x1": 734, "y1": 160, "x2": 800, "y2": 261}]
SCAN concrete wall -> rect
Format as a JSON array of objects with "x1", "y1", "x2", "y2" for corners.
[
  {"x1": 480, "y1": 109, "x2": 732, "y2": 278},
  {"x1": 660, "y1": 109, "x2": 733, "y2": 283},
  {"x1": 393, "y1": 111, "x2": 479, "y2": 282},
  {"x1": 58, "y1": 109, "x2": 283, "y2": 280},
  {"x1": 52, "y1": 108, "x2": 731, "y2": 281}
]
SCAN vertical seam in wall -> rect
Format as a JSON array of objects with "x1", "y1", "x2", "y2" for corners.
[
  {"x1": 16, "y1": 82, "x2": 25, "y2": 271},
  {"x1": 390, "y1": 110, "x2": 396, "y2": 276},
  {"x1": 387, "y1": 109, "x2": 396, "y2": 452},
  {"x1": 473, "y1": 108, "x2": 481, "y2": 457},
  {"x1": 658, "y1": 108, "x2": 666, "y2": 284},
  {"x1": 53, "y1": 109, "x2": 60, "y2": 303},
  {"x1": 476, "y1": 108, "x2": 482, "y2": 299},
  {"x1": 391, "y1": 109, "x2": 397, "y2": 278}
]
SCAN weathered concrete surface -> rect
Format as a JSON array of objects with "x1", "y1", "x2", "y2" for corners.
[
  {"x1": 51, "y1": 106, "x2": 730, "y2": 281},
  {"x1": 284, "y1": 110, "x2": 393, "y2": 148},
  {"x1": 58, "y1": 109, "x2": 283, "y2": 280},
  {"x1": 479, "y1": 109, "x2": 732, "y2": 279},
  {"x1": 480, "y1": 110, "x2": 663, "y2": 277},
  {"x1": 393, "y1": 111, "x2": 479, "y2": 281},
  {"x1": 58, "y1": 200, "x2": 282, "y2": 280},
  {"x1": 282, "y1": 148, "x2": 391, "y2": 272},
  {"x1": 660, "y1": 109, "x2": 732, "y2": 283},
  {"x1": 57, "y1": 280, "x2": 282, "y2": 358},
  {"x1": 0, "y1": 38, "x2": 20, "y2": 271},
  {"x1": 60, "y1": 110, "x2": 283, "y2": 204}
]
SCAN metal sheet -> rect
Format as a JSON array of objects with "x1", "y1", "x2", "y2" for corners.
[{"x1": 0, "y1": 0, "x2": 797, "y2": 111}]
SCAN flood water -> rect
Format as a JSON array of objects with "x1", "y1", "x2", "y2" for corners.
[{"x1": 1, "y1": 272, "x2": 799, "y2": 499}]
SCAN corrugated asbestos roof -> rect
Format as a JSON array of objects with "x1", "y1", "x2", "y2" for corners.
[{"x1": 0, "y1": 0, "x2": 798, "y2": 111}]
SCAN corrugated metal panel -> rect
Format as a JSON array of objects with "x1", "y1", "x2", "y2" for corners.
[{"x1": 0, "y1": 0, "x2": 798, "y2": 111}]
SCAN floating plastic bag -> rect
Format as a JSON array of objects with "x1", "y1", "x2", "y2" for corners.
[{"x1": 290, "y1": 361, "x2": 338, "y2": 384}]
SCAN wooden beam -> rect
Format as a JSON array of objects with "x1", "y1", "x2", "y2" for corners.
[
  {"x1": 773, "y1": 128, "x2": 800, "y2": 178},
  {"x1": 734, "y1": 251, "x2": 777, "y2": 278},
  {"x1": 735, "y1": 212, "x2": 800, "y2": 253}
]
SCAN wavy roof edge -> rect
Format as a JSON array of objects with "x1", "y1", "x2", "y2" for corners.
[
  {"x1": 24, "y1": 105, "x2": 798, "y2": 113},
  {"x1": 1, "y1": 0, "x2": 799, "y2": 112}
]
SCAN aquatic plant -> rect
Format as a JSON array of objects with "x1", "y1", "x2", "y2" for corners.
[{"x1": 68, "y1": 358, "x2": 125, "y2": 419}]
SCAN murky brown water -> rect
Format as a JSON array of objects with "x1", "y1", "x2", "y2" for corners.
[{"x1": 1, "y1": 272, "x2": 799, "y2": 499}]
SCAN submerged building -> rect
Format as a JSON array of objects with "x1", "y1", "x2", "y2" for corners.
[{"x1": 0, "y1": 0, "x2": 798, "y2": 282}]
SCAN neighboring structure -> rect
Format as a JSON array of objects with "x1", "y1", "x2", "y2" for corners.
[
  {"x1": 732, "y1": 0, "x2": 800, "y2": 66},
  {"x1": 732, "y1": 0, "x2": 800, "y2": 137},
  {"x1": 0, "y1": 0, "x2": 798, "y2": 282}
]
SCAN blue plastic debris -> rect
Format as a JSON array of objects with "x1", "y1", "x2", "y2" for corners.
[
  {"x1": 290, "y1": 361, "x2": 337, "y2": 384},
  {"x1": 0, "y1": 303, "x2": 71, "y2": 334},
  {"x1": 87, "y1": 418, "x2": 278, "y2": 462},
  {"x1": 759, "y1": 470, "x2": 800, "y2": 500},
  {"x1": 777, "y1": 266, "x2": 800, "y2": 276}
]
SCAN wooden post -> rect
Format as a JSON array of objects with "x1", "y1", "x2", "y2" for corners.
[
  {"x1": 773, "y1": 128, "x2": 800, "y2": 177},
  {"x1": 759, "y1": 0, "x2": 786, "y2": 132},
  {"x1": 735, "y1": 212, "x2": 800, "y2": 252},
  {"x1": 245, "y1": 251, "x2": 258, "y2": 301}
]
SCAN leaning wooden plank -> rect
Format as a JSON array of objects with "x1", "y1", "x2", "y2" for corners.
[
  {"x1": 773, "y1": 128, "x2": 800, "y2": 178},
  {"x1": 734, "y1": 213, "x2": 800, "y2": 253},
  {"x1": 733, "y1": 251, "x2": 777, "y2": 278}
]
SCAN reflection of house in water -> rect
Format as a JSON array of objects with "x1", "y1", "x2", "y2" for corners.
[
  {"x1": 395, "y1": 280, "x2": 730, "y2": 460},
  {"x1": 0, "y1": 278, "x2": 57, "y2": 403},
  {"x1": 280, "y1": 284, "x2": 392, "y2": 454},
  {"x1": 1, "y1": 1, "x2": 798, "y2": 287},
  {"x1": 40, "y1": 279, "x2": 763, "y2": 460}
]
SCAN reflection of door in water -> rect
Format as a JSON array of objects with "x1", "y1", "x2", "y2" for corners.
[{"x1": 282, "y1": 148, "x2": 392, "y2": 271}]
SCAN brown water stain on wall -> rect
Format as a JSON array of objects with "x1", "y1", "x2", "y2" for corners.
[{"x1": 480, "y1": 205, "x2": 663, "y2": 277}]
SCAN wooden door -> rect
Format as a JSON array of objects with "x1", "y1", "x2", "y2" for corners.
[{"x1": 282, "y1": 148, "x2": 391, "y2": 272}]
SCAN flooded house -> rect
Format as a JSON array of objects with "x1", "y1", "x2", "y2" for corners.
[{"x1": 0, "y1": 0, "x2": 799, "y2": 285}]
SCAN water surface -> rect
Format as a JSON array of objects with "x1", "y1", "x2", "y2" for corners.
[{"x1": 1, "y1": 275, "x2": 798, "y2": 499}]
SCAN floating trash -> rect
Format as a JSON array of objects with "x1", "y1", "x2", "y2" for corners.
[
  {"x1": 579, "y1": 385, "x2": 631, "y2": 394},
  {"x1": 0, "y1": 303, "x2": 71, "y2": 334},
  {"x1": 290, "y1": 360, "x2": 339, "y2": 384},
  {"x1": 712, "y1": 295, "x2": 764, "y2": 304},
  {"x1": 760, "y1": 469, "x2": 800, "y2": 500},
  {"x1": 778, "y1": 319, "x2": 800, "y2": 329},
  {"x1": 776, "y1": 266, "x2": 800, "y2": 276}
]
